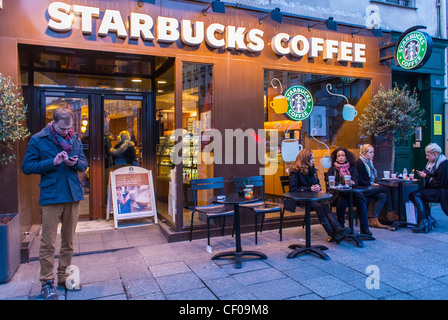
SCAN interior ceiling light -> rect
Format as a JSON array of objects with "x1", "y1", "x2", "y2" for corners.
[
  {"x1": 131, "y1": 79, "x2": 142, "y2": 82},
  {"x1": 202, "y1": 0, "x2": 226, "y2": 16},
  {"x1": 259, "y1": 7, "x2": 283, "y2": 24}
]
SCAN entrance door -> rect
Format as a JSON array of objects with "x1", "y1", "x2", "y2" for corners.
[{"x1": 42, "y1": 90, "x2": 149, "y2": 219}]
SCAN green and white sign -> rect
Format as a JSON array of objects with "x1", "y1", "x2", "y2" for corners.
[
  {"x1": 283, "y1": 85, "x2": 314, "y2": 121},
  {"x1": 395, "y1": 29, "x2": 432, "y2": 70}
]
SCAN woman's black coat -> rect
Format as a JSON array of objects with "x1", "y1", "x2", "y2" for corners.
[
  {"x1": 421, "y1": 159, "x2": 448, "y2": 215},
  {"x1": 289, "y1": 167, "x2": 320, "y2": 192}
]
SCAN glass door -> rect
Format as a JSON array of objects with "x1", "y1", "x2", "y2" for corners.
[{"x1": 42, "y1": 91, "x2": 147, "y2": 220}]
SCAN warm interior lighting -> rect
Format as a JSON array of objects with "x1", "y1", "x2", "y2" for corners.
[
  {"x1": 82, "y1": 119, "x2": 88, "y2": 126},
  {"x1": 131, "y1": 79, "x2": 142, "y2": 83}
]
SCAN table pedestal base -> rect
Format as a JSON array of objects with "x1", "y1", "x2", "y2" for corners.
[
  {"x1": 287, "y1": 244, "x2": 330, "y2": 261},
  {"x1": 337, "y1": 232, "x2": 375, "y2": 248},
  {"x1": 212, "y1": 250, "x2": 267, "y2": 269}
]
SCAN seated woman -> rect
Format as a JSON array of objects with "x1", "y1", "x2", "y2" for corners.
[
  {"x1": 289, "y1": 149, "x2": 351, "y2": 242},
  {"x1": 409, "y1": 143, "x2": 448, "y2": 233},
  {"x1": 355, "y1": 144, "x2": 395, "y2": 229},
  {"x1": 111, "y1": 130, "x2": 137, "y2": 166},
  {"x1": 327, "y1": 147, "x2": 372, "y2": 236}
]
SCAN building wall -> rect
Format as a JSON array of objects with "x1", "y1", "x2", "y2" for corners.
[{"x1": 0, "y1": 0, "x2": 392, "y2": 232}]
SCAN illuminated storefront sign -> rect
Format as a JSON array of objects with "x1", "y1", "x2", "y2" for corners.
[
  {"x1": 47, "y1": 2, "x2": 366, "y2": 63},
  {"x1": 395, "y1": 27, "x2": 433, "y2": 70}
]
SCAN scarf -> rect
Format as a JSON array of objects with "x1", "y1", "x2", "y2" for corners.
[
  {"x1": 333, "y1": 161, "x2": 351, "y2": 177},
  {"x1": 426, "y1": 154, "x2": 447, "y2": 183},
  {"x1": 360, "y1": 155, "x2": 377, "y2": 184},
  {"x1": 48, "y1": 122, "x2": 74, "y2": 153}
]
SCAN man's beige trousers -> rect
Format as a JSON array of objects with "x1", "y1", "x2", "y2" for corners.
[{"x1": 39, "y1": 201, "x2": 80, "y2": 284}]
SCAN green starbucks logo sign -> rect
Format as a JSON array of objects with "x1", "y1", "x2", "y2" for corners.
[
  {"x1": 395, "y1": 29, "x2": 432, "y2": 70},
  {"x1": 283, "y1": 85, "x2": 314, "y2": 121}
]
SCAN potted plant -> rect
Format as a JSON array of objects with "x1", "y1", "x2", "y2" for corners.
[
  {"x1": 0, "y1": 73, "x2": 30, "y2": 282},
  {"x1": 358, "y1": 84, "x2": 425, "y2": 172},
  {"x1": 0, "y1": 214, "x2": 20, "y2": 283},
  {"x1": 0, "y1": 73, "x2": 30, "y2": 165}
]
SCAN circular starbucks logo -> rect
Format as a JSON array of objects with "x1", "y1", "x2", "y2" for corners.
[
  {"x1": 395, "y1": 30, "x2": 432, "y2": 70},
  {"x1": 283, "y1": 85, "x2": 314, "y2": 121}
]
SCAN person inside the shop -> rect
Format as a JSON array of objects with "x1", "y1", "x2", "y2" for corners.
[
  {"x1": 111, "y1": 130, "x2": 137, "y2": 166},
  {"x1": 409, "y1": 143, "x2": 448, "y2": 233},
  {"x1": 22, "y1": 108, "x2": 88, "y2": 300},
  {"x1": 289, "y1": 149, "x2": 351, "y2": 242},
  {"x1": 327, "y1": 147, "x2": 372, "y2": 236},
  {"x1": 356, "y1": 144, "x2": 397, "y2": 229}
]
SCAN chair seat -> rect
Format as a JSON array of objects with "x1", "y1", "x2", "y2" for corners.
[
  {"x1": 195, "y1": 204, "x2": 234, "y2": 216},
  {"x1": 241, "y1": 201, "x2": 282, "y2": 214}
]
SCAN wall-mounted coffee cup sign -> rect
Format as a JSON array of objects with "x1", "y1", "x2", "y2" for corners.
[
  {"x1": 320, "y1": 155, "x2": 331, "y2": 169},
  {"x1": 342, "y1": 104, "x2": 358, "y2": 121},
  {"x1": 326, "y1": 84, "x2": 357, "y2": 121},
  {"x1": 269, "y1": 78, "x2": 288, "y2": 114},
  {"x1": 281, "y1": 139, "x2": 303, "y2": 162},
  {"x1": 270, "y1": 95, "x2": 288, "y2": 114}
]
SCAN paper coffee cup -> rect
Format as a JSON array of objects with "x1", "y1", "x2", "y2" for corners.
[{"x1": 383, "y1": 171, "x2": 390, "y2": 179}]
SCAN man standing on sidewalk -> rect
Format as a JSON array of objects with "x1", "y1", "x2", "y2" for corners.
[{"x1": 22, "y1": 108, "x2": 88, "y2": 300}]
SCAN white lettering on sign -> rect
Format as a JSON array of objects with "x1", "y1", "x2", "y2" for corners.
[
  {"x1": 73, "y1": 5, "x2": 99, "y2": 35},
  {"x1": 130, "y1": 13, "x2": 155, "y2": 41},
  {"x1": 46, "y1": 2, "x2": 367, "y2": 63}
]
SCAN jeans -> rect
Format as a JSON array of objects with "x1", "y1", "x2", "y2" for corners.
[
  {"x1": 39, "y1": 201, "x2": 80, "y2": 284},
  {"x1": 363, "y1": 185, "x2": 393, "y2": 218},
  {"x1": 335, "y1": 193, "x2": 369, "y2": 231}
]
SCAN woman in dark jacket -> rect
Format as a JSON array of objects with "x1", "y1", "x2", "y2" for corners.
[
  {"x1": 327, "y1": 147, "x2": 372, "y2": 236},
  {"x1": 355, "y1": 144, "x2": 394, "y2": 229},
  {"x1": 409, "y1": 143, "x2": 448, "y2": 233},
  {"x1": 289, "y1": 149, "x2": 350, "y2": 242},
  {"x1": 111, "y1": 130, "x2": 137, "y2": 166}
]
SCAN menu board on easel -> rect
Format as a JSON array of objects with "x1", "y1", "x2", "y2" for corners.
[{"x1": 107, "y1": 166, "x2": 158, "y2": 229}]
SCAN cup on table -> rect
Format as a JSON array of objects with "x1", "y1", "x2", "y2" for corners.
[
  {"x1": 328, "y1": 175, "x2": 335, "y2": 187},
  {"x1": 383, "y1": 171, "x2": 390, "y2": 179},
  {"x1": 409, "y1": 173, "x2": 415, "y2": 180},
  {"x1": 246, "y1": 185, "x2": 254, "y2": 197},
  {"x1": 244, "y1": 188, "x2": 252, "y2": 200},
  {"x1": 343, "y1": 175, "x2": 351, "y2": 187},
  {"x1": 391, "y1": 173, "x2": 397, "y2": 179}
]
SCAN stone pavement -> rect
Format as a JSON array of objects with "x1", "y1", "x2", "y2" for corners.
[{"x1": 2, "y1": 207, "x2": 448, "y2": 301}]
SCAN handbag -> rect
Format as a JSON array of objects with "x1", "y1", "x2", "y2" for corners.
[{"x1": 405, "y1": 201, "x2": 417, "y2": 225}]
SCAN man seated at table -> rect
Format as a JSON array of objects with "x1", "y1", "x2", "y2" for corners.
[{"x1": 289, "y1": 149, "x2": 351, "y2": 242}]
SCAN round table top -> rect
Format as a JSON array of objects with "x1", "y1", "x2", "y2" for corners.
[
  {"x1": 379, "y1": 178, "x2": 419, "y2": 184},
  {"x1": 211, "y1": 194, "x2": 262, "y2": 205},
  {"x1": 283, "y1": 191, "x2": 333, "y2": 201},
  {"x1": 329, "y1": 185, "x2": 373, "y2": 193}
]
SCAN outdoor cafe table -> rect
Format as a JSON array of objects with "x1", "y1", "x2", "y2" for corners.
[
  {"x1": 329, "y1": 185, "x2": 376, "y2": 247},
  {"x1": 210, "y1": 194, "x2": 267, "y2": 269},
  {"x1": 282, "y1": 191, "x2": 333, "y2": 261},
  {"x1": 379, "y1": 178, "x2": 420, "y2": 230}
]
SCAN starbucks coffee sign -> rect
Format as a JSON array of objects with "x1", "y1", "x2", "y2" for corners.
[
  {"x1": 283, "y1": 85, "x2": 314, "y2": 121},
  {"x1": 395, "y1": 27, "x2": 433, "y2": 70}
]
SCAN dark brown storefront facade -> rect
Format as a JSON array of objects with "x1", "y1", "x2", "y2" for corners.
[{"x1": 0, "y1": 0, "x2": 392, "y2": 241}]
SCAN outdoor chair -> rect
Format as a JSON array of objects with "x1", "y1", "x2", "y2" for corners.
[
  {"x1": 233, "y1": 176, "x2": 284, "y2": 244},
  {"x1": 189, "y1": 177, "x2": 235, "y2": 246}
]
